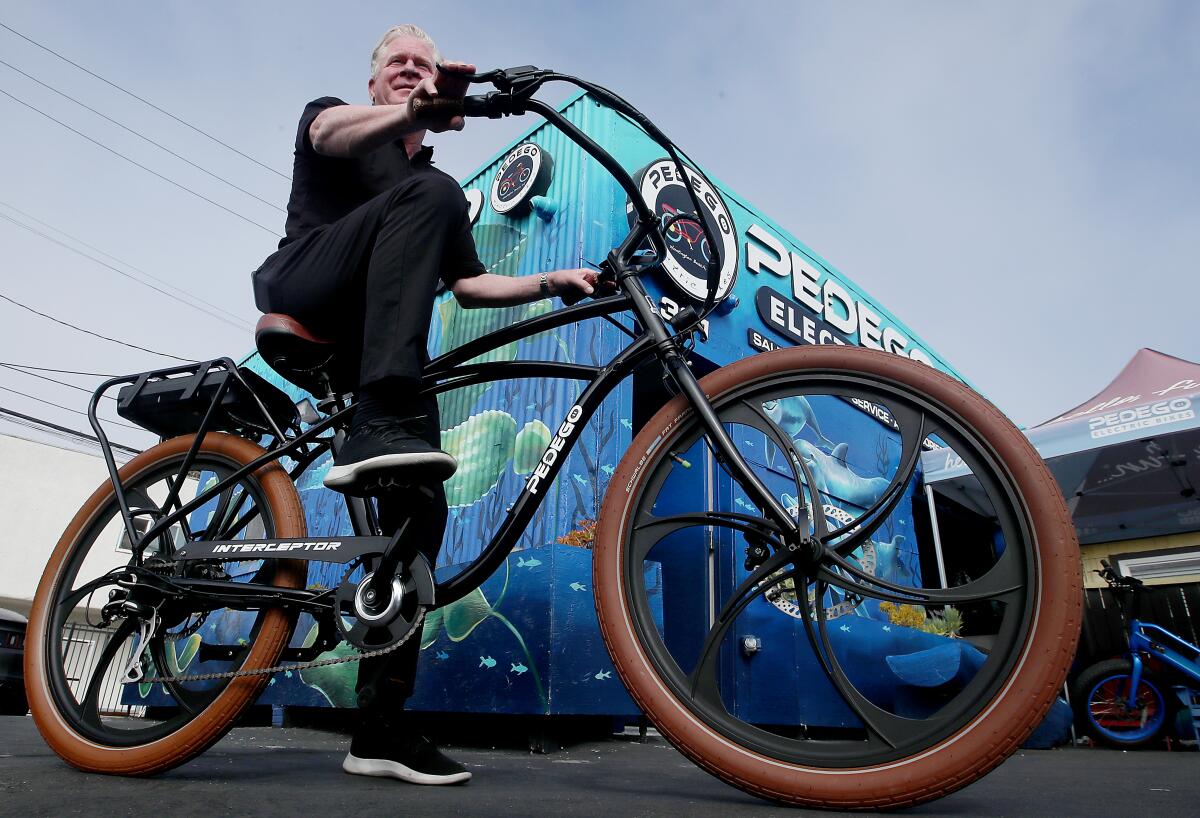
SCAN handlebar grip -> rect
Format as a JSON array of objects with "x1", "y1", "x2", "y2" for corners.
[
  {"x1": 410, "y1": 97, "x2": 465, "y2": 119},
  {"x1": 412, "y1": 95, "x2": 504, "y2": 119}
]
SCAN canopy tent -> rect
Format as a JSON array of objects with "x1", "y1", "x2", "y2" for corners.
[{"x1": 923, "y1": 349, "x2": 1200, "y2": 545}]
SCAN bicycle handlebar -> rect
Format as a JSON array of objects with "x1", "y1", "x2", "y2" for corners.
[
  {"x1": 417, "y1": 64, "x2": 724, "y2": 322},
  {"x1": 410, "y1": 95, "x2": 506, "y2": 120},
  {"x1": 1096, "y1": 558, "x2": 1145, "y2": 590}
]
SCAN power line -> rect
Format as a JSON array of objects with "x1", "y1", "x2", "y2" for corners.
[
  {"x1": 0, "y1": 405, "x2": 141, "y2": 455},
  {"x1": 1, "y1": 200, "x2": 253, "y2": 329},
  {"x1": 0, "y1": 363, "x2": 117, "y2": 402},
  {"x1": 0, "y1": 291, "x2": 195, "y2": 362},
  {"x1": 0, "y1": 57, "x2": 286, "y2": 214},
  {"x1": 0, "y1": 21, "x2": 291, "y2": 181},
  {"x1": 0, "y1": 208, "x2": 253, "y2": 331},
  {"x1": 0, "y1": 384, "x2": 146, "y2": 433},
  {"x1": 0, "y1": 362, "x2": 118, "y2": 377},
  {"x1": 0, "y1": 85, "x2": 282, "y2": 237}
]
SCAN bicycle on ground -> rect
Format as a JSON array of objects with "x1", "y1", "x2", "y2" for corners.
[
  {"x1": 24, "y1": 65, "x2": 1082, "y2": 809},
  {"x1": 1073, "y1": 560, "x2": 1199, "y2": 748}
]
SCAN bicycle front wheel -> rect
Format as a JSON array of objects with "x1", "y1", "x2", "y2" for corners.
[
  {"x1": 25, "y1": 432, "x2": 306, "y2": 775},
  {"x1": 594, "y1": 346, "x2": 1081, "y2": 809},
  {"x1": 1075, "y1": 658, "x2": 1169, "y2": 748}
]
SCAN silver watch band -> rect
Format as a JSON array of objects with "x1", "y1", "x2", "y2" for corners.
[{"x1": 539, "y1": 272, "x2": 551, "y2": 297}]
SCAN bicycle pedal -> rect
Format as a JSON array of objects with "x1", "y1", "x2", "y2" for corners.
[{"x1": 361, "y1": 474, "x2": 419, "y2": 494}]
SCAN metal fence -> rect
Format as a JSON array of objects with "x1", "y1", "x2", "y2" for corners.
[
  {"x1": 1077, "y1": 581, "x2": 1200, "y2": 668},
  {"x1": 60, "y1": 622, "x2": 146, "y2": 718}
]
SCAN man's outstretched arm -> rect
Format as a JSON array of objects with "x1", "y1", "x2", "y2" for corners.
[
  {"x1": 310, "y1": 61, "x2": 475, "y2": 157},
  {"x1": 451, "y1": 269, "x2": 610, "y2": 308}
]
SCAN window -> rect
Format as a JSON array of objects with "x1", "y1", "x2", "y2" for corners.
[{"x1": 1115, "y1": 548, "x2": 1200, "y2": 582}]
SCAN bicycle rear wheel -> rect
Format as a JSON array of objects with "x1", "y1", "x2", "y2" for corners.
[
  {"x1": 594, "y1": 346, "x2": 1081, "y2": 809},
  {"x1": 25, "y1": 432, "x2": 306, "y2": 775}
]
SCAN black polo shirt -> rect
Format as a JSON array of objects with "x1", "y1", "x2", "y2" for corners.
[{"x1": 279, "y1": 96, "x2": 450, "y2": 248}]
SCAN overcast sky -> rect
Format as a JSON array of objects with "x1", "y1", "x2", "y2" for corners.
[{"x1": 0, "y1": 1, "x2": 1196, "y2": 455}]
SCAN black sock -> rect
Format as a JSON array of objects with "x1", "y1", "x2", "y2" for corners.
[
  {"x1": 354, "y1": 377, "x2": 422, "y2": 427},
  {"x1": 353, "y1": 706, "x2": 409, "y2": 748}
]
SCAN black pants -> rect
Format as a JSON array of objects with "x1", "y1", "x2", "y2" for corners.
[
  {"x1": 253, "y1": 172, "x2": 466, "y2": 723},
  {"x1": 253, "y1": 170, "x2": 474, "y2": 386}
]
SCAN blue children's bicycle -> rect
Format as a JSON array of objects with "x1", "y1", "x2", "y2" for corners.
[{"x1": 1074, "y1": 560, "x2": 1200, "y2": 748}]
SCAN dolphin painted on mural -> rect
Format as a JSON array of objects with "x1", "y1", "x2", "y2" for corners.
[
  {"x1": 517, "y1": 556, "x2": 542, "y2": 569},
  {"x1": 793, "y1": 439, "x2": 889, "y2": 508},
  {"x1": 874, "y1": 534, "x2": 915, "y2": 586},
  {"x1": 762, "y1": 396, "x2": 835, "y2": 452}
]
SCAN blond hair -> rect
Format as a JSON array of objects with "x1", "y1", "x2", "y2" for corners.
[{"x1": 370, "y1": 25, "x2": 441, "y2": 78}]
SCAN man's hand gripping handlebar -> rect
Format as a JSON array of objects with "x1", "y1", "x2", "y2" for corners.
[{"x1": 410, "y1": 64, "x2": 552, "y2": 121}]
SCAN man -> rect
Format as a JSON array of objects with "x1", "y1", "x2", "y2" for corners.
[{"x1": 252, "y1": 24, "x2": 600, "y2": 785}]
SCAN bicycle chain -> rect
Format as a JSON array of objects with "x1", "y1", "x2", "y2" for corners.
[{"x1": 134, "y1": 607, "x2": 425, "y2": 686}]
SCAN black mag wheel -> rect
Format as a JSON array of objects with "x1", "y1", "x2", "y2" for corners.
[
  {"x1": 595, "y1": 346, "x2": 1080, "y2": 809},
  {"x1": 25, "y1": 433, "x2": 306, "y2": 775}
]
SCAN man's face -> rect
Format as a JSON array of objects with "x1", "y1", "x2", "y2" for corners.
[{"x1": 369, "y1": 35, "x2": 436, "y2": 106}]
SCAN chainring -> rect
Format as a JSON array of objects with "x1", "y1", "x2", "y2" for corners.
[{"x1": 135, "y1": 553, "x2": 437, "y2": 686}]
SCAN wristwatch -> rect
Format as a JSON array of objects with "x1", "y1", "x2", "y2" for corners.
[{"x1": 539, "y1": 272, "x2": 551, "y2": 297}]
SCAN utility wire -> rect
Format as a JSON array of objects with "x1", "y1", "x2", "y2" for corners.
[
  {"x1": 1, "y1": 200, "x2": 252, "y2": 328},
  {"x1": 0, "y1": 362, "x2": 117, "y2": 377},
  {"x1": 0, "y1": 209, "x2": 252, "y2": 331},
  {"x1": 0, "y1": 58, "x2": 286, "y2": 214},
  {"x1": 0, "y1": 363, "x2": 118, "y2": 402},
  {"x1": 0, "y1": 86, "x2": 282, "y2": 237},
  {"x1": 0, "y1": 291, "x2": 195, "y2": 362},
  {"x1": 0, "y1": 405, "x2": 141, "y2": 455},
  {"x1": 0, "y1": 21, "x2": 291, "y2": 181},
  {"x1": 0, "y1": 384, "x2": 145, "y2": 433}
]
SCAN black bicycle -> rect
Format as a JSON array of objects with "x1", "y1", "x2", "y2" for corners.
[{"x1": 25, "y1": 66, "x2": 1082, "y2": 809}]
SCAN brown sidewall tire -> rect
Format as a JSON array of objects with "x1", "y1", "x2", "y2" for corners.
[
  {"x1": 594, "y1": 346, "x2": 1081, "y2": 809},
  {"x1": 24, "y1": 432, "x2": 307, "y2": 775}
]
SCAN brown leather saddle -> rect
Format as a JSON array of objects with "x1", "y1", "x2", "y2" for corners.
[{"x1": 254, "y1": 313, "x2": 354, "y2": 399}]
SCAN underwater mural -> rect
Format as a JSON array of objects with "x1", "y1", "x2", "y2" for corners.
[{"x1": 128, "y1": 93, "x2": 982, "y2": 730}]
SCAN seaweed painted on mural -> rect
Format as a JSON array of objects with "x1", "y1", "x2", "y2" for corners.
[
  {"x1": 292, "y1": 553, "x2": 549, "y2": 710},
  {"x1": 418, "y1": 555, "x2": 546, "y2": 706}
]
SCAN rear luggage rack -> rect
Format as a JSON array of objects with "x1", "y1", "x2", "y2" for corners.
[
  {"x1": 89, "y1": 358, "x2": 332, "y2": 559},
  {"x1": 114, "y1": 359, "x2": 299, "y2": 440}
]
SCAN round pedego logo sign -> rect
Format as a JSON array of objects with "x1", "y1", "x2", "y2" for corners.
[
  {"x1": 627, "y1": 158, "x2": 738, "y2": 302},
  {"x1": 490, "y1": 142, "x2": 553, "y2": 217}
]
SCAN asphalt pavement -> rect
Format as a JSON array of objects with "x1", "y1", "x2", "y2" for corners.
[{"x1": 1, "y1": 715, "x2": 1197, "y2": 817}]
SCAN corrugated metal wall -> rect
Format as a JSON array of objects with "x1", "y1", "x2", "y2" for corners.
[{"x1": 432, "y1": 93, "x2": 633, "y2": 569}]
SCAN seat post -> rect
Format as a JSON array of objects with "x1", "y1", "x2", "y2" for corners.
[{"x1": 315, "y1": 371, "x2": 345, "y2": 415}]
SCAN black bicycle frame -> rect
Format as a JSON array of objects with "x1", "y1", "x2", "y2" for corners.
[{"x1": 85, "y1": 77, "x2": 803, "y2": 615}]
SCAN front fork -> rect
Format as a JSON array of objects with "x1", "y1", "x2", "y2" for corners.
[
  {"x1": 620, "y1": 272, "x2": 800, "y2": 541},
  {"x1": 1126, "y1": 651, "x2": 1146, "y2": 709}
]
